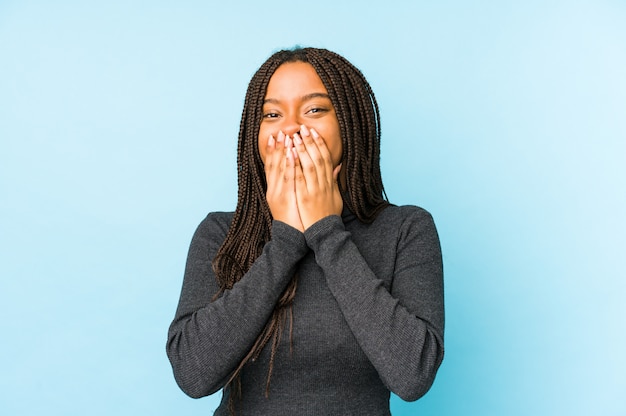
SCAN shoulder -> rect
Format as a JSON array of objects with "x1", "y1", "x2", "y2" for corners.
[
  {"x1": 376, "y1": 205, "x2": 440, "y2": 246},
  {"x1": 191, "y1": 211, "x2": 235, "y2": 248},
  {"x1": 375, "y1": 204, "x2": 436, "y2": 227},
  {"x1": 347, "y1": 204, "x2": 438, "y2": 245},
  {"x1": 200, "y1": 211, "x2": 234, "y2": 231}
]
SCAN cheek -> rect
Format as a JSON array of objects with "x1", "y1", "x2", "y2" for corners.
[
  {"x1": 258, "y1": 136, "x2": 267, "y2": 164},
  {"x1": 258, "y1": 124, "x2": 273, "y2": 163},
  {"x1": 329, "y1": 124, "x2": 343, "y2": 166},
  {"x1": 332, "y1": 141, "x2": 343, "y2": 166}
]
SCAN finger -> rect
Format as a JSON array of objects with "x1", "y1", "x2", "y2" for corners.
[
  {"x1": 297, "y1": 127, "x2": 326, "y2": 188},
  {"x1": 268, "y1": 130, "x2": 285, "y2": 158},
  {"x1": 308, "y1": 128, "x2": 335, "y2": 186},
  {"x1": 267, "y1": 130, "x2": 286, "y2": 155},
  {"x1": 284, "y1": 142, "x2": 295, "y2": 187},
  {"x1": 266, "y1": 130, "x2": 286, "y2": 166},
  {"x1": 292, "y1": 133, "x2": 318, "y2": 193},
  {"x1": 291, "y1": 138, "x2": 309, "y2": 197},
  {"x1": 265, "y1": 131, "x2": 289, "y2": 196},
  {"x1": 264, "y1": 134, "x2": 278, "y2": 177}
]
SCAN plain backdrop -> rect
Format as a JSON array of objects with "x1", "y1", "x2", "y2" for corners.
[{"x1": 1, "y1": 1, "x2": 625, "y2": 415}]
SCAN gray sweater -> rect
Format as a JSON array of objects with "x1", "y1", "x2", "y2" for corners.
[{"x1": 167, "y1": 205, "x2": 444, "y2": 415}]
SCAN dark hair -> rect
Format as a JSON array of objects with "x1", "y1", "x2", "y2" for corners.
[{"x1": 212, "y1": 47, "x2": 389, "y2": 412}]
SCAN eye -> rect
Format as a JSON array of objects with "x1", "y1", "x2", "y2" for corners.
[
  {"x1": 306, "y1": 107, "x2": 328, "y2": 115},
  {"x1": 263, "y1": 112, "x2": 280, "y2": 119}
]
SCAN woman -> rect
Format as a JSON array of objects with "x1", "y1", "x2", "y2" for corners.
[{"x1": 167, "y1": 47, "x2": 444, "y2": 415}]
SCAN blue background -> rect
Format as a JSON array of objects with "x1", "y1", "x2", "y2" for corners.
[{"x1": 1, "y1": 1, "x2": 625, "y2": 415}]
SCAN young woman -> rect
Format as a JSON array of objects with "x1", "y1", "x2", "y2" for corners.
[{"x1": 166, "y1": 47, "x2": 444, "y2": 415}]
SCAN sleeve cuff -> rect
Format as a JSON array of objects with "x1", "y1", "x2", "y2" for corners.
[
  {"x1": 271, "y1": 220, "x2": 308, "y2": 256},
  {"x1": 303, "y1": 215, "x2": 344, "y2": 251}
]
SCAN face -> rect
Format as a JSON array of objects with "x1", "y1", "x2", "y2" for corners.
[{"x1": 258, "y1": 61, "x2": 342, "y2": 167}]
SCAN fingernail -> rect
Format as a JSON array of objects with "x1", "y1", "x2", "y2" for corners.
[
  {"x1": 277, "y1": 131, "x2": 285, "y2": 142},
  {"x1": 293, "y1": 133, "x2": 303, "y2": 145},
  {"x1": 300, "y1": 125, "x2": 309, "y2": 137},
  {"x1": 310, "y1": 128, "x2": 319, "y2": 139},
  {"x1": 285, "y1": 136, "x2": 292, "y2": 148}
]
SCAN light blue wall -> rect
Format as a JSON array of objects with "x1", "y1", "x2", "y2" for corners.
[{"x1": 1, "y1": 1, "x2": 624, "y2": 415}]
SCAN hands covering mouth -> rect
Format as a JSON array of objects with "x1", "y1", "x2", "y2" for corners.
[{"x1": 264, "y1": 124, "x2": 343, "y2": 232}]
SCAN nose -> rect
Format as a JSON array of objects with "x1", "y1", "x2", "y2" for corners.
[{"x1": 280, "y1": 113, "x2": 301, "y2": 137}]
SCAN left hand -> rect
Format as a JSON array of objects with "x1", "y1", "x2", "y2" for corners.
[{"x1": 291, "y1": 125, "x2": 343, "y2": 230}]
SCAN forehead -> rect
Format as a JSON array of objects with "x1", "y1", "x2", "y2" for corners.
[{"x1": 264, "y1": 61, "x2": 328, "y2": 99}]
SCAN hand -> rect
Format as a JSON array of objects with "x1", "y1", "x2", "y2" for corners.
[
  {"x1": 264, "y1": 131, "x2": 304, "y2": 232},
  {"x1": 292, "y1": 125, "x2": 343, "y2": 230}
]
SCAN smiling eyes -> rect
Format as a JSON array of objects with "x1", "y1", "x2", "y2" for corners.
[{"x1": 262, "y1": 107, "x2": 330, "y2": 119}]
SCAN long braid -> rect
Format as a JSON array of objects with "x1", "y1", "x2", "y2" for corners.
[
  {"x1": 307, "y1": 50, "x2": 388, "y2": 222},
  {"x1": 212, "y1": 47, "x2": 390, "y2": 414}
]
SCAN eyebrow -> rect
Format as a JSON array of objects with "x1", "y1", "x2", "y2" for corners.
[{"x1": 263, "y1": 92, "x2": 331, "y2": 105}]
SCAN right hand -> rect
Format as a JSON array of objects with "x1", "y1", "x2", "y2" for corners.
[{"x1": 264, "y1": 131, "x2": 304, "y2": 232}]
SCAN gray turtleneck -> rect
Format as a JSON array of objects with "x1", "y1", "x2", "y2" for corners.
[{"x1": 167, "y1": 205, "x2": 444, "y2": 415}]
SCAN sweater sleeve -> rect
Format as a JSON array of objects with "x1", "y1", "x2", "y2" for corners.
[
  {"x1": 303, "y1": 208, "x2": 444, "y2": 401},
  {"x1": 166, "y1": 213, "x2": 309, "y2": 398}
]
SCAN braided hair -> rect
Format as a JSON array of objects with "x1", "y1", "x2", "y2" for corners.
[{"x1": 212, "y1": 47, "x2": 389, "y2": 412}]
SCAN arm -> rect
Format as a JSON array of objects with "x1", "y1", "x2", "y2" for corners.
[
  {"x1": 304, "y1": 208, "x2": 444, "y2": 401},
  {"x1": 166, "y1": 214, "x2": 308, "y2": 398}
]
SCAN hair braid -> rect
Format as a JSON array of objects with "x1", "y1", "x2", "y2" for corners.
[{"x1": 212, "y1": 47, "x2": 389, "y2": 414}]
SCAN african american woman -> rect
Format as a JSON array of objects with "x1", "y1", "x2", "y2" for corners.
[{"x1": 166, "y1": 47, "x2": 445, "y2": 416}]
